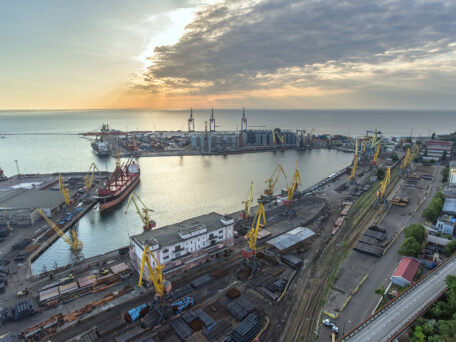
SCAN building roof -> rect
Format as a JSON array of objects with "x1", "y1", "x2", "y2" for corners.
[
  {"x1": 267, "y1": 227, "x2": 315, "y2": 251},
  {"x1": 443, "y1": 198, "x2": 456, "y2": 215},
  {"x1": 131, "y1": 212, "x2": 227, "y2": 248},
  {"x1": 0, "y1": 189, "x2": 66, "y2": 209},
  {"x1": 438, "y1": 214, "x2": 456, "y2": 224},
  {"x1": 392, "y1": 257, "x2": 420, "y2": 283}
]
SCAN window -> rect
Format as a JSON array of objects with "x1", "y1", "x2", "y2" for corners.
[
  {"x1": 163, "y1": 255, "x2": 169, "y2": 260},
  {"x1": 209, "y1": 233, "x2": 215, "y2": 239},
  {"x1": 175, "y1": 245, "x2": 183, "y2": 252},
  {"x1": 219, "y1": 229, "x2": 223, "y2": 234},
  {"x1": 163, "y1": 248, "x2": 169, "y2": 253}
]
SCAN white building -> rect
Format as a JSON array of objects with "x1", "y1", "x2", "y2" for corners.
[
  {"x1": 129, "y1": 212, "x2": 234, "y2": 280},
  {"x1": 436, "y1": 214, "x2": 456, "y2": 235}
]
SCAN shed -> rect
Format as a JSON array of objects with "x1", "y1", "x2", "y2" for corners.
[
  {"x1": 267, "y1": 227, "x2": 315, "y2": 252},
  {"x1": 443, "y1": 198, "x2": 456, "y2": 216},
  {"x1": 391, "y1": 257, "x2": 420, "y2": 287}
]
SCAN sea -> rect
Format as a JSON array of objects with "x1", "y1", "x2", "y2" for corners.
[{"x1": 0, "y1": 109, "x2": 453, "y2": 273}]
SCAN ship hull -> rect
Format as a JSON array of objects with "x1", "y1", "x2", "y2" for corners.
[{"x1": 98, "y1": 175, "x2": 140, "y2": 213}]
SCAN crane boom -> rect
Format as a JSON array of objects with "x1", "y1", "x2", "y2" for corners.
[
  {"x1": 287, "y1": 162, "x2": 301, "y2": 204},
  {"x1": 372, "y1": 144, "x2": 381, "y2": 164},
  {"x1": 401, "y1": 148, "x2": 411, "y2": 175},
  {"x1": 138, "y1": 245, "x2": 166, "y2": 298},
  {"x1": 58, "y1": 174, "x2": 71, "y2": 205},
  {"x1": 245, "y1": 203, "x2": 266, "y2": 253},
  {"x1": 37, "y1": 209, "x2": 82, "y2": 251},
  {"x1": 378, "y1": 167, "x2": 391, "y2": 202},
  {"x1": 265, "y1": 165, "x2": 288, "y2": 196},
  {"x1": 125, "y1": 192, "x2": 155, "y2": 230},
  {"x1": 84, "y1": 163, "x2": 100, "y2": 188},
  {"x1": 242, "y1": 182, "x2": 254, "y2": 219}
]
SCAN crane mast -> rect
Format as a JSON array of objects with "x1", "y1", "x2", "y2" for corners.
[
  {"x1": 372, "y1": 144, "x2": 381, "y2": 165},
  {"x1": 374, "y1": 167, "x2": 391, "y2": 208},
  {"x1": 125, "y1": 192, "x2": 156, "y2": 230},
  {"x1": 264, "y1": 165, "x2": 288, "y2": 196},
  {"x1": 37, "y1": 208, "x2": 82, "y2": 251},
  {"x1": 138, "y1": 245, "x2": 167, "y2": 298},
  {"x1": 400, "y1": 148, "x2": 411, "y2": 176},
  {"x1": 243, "y1": 202, "x2": 266, "y2": 257},
  {"x1": 188, "y1": 108, "x2": 195, "y2": 132}
]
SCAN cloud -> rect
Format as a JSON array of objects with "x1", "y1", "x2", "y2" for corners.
[{"x1": 132, "y1": 0, "x2": 456, "y2": 103}]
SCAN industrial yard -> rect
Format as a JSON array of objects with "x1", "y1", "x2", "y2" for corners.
[{"x1": 0, "y1": 129, "x2": 455, "y2": 342}]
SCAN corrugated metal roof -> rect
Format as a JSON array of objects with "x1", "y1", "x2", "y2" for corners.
[
  {"x1": 443, "y1": 198, "x2": 456, "y2": 215},
  {"x1": 267, "y1": 227, "x2": 315, "y2": 251},
  {"x1": 392, "y1": 257, "x2": 420, "y2": 283}
]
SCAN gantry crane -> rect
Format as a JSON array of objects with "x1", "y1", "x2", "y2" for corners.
[
  {"x1": 125, "y1": 192, "x2": 156, "y2": 230},
  {"x1": 138, "y1": 245, "x2": 168, "y2": 298},
  {"x1": 242, "y1": 202, "x2": 266, "y2": 273},
  {"x1": 349, "y1": 140, "x2": 358, "y2": 184},
  {"x1": 264, "y1": 165, "x2": 288, "y2": 196},
  {"x1": 273, "y1": 129, "x2": 285, "y2": 145},
  {"x1": 58, "y1": 174, "x2": 71, "y2": 206},
  {"x1": 37, "y1": 208, "x2": 82, "y2": 251},
  {"x1": 241, "y1": 182, "x2": 254, "y2": 219},
  {"x1": 400, "y1": 148, "x2": 411, "y2": 176},
  {"x1": 84, "y1": 163, "x2": 100, "y2": 189},
  {"x1": 286, "y1": 162, "x2": 301, "y2": 205},
  {"x1": 371, "y1": 144, "x2": 381, "y2": 165},
  {"x1": 188, "y1": 108, "x2": 195, "y2": 132},
  {"x1": 374, "y1": 167, "x2": 391, "y2": 208}
]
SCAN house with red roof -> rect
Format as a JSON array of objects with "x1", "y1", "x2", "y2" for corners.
[{"x1": 391, "y1": 257, "x2": 421, "y2": 287}]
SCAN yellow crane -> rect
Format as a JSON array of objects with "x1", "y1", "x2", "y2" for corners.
[
  {"x1": 264, "y1": 165, "x2": 288, "y2": 196},
  {"x1": 349, "y1": 140, "x2": 358, "y2": 183},
  {"x1": 125, "y1": 192, "x2": 156, "y2": 230},
  {"x1": 58, "y1": 174, "x2": 71, "y2": 206},
  {"x1": 400, "y1": 148, "x2": 411, "y2": 176},
  {"x1": 411, "y1": 143, "x2": 420, "y2": 160},
  {"x1": 138, "y1": 245, "x2": 167, "y2": 298},
  {"x1": 273, "y1": 130, "x2": 284, "y2": 145},
  {"x1": 241, "y1": 182, "x2": 254, "y2": 219},
  {"x1": 243, "y1": 202, "x2": 266, "y2": 260},
  {"x1": 37, "y1": 208, "x2": 82, "y2": 251},
  {"x1": 2, "y1": 205, "x2": 11, "y2": 232},
  {"x1": 372, "y1": 144, "x2": 381, "y2": 165},
  {"x1": 84, "y1": 163, "x2": 100, "y2": 189},
  {"x1": 286, "y1": 162, "x2": 301, "y2": 205},
  {"x1": 374, "y1": 167, "x2": 391, "y2": 208}
]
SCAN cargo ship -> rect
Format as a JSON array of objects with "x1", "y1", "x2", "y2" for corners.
[
  {"x1": 95, "y1": 158, "x2": 140, "y2": 212},
  {"x1": 91, "y1": 124, "x2": 114, "y2": 156}
]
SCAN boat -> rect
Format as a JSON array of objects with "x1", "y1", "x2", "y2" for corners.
[
  {"x1": 91, "y1": 124, "x2": 112, "y2": 156},
  {"x1": 91, "y1": 140, "x2": 110, "y2": 156},
  {"x1": 95, "y1": 158, "x2": 140, "y2": 213}
]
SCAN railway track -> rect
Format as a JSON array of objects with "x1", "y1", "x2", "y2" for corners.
[{"x1": 289, "y1": 164, "x2": 402, "y2": 341}]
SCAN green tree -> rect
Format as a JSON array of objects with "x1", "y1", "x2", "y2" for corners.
[
  {"x1": 442, "y1": 150, "x2": 447, "y2": 161},
  {"x1": 399, "y1": 237, "x2": 422, "y2": 257},
  {"x1": 391, "y1": 153, "x2": 399, "y2": 162},
  {"x1": 411, "y1": 325, "x2": 426, "y2": 342},
  {"x1": 432, "y1": 133, "x2": 436, "y2": 140},
  {"x1": 424, "y1": 146, "x2": 428, "y2": 156},
  {"x1": 445, "y1": 241, "x2": 456, "y2": 256},
  {"x1": 374, "y1": 285, "x2": 386, "y2": 300},
  {"x1": 442, "y1": 166, "x2": 450, "y2": 183},
  {"x1": 404, "y1": 224, "x2": 426, "y2": 245},
  {"x1": 376, "y1": 168, "x2": 385, "y2": 180}
]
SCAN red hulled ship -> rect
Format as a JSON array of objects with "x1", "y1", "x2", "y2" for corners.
[{"x1": 96, "y1": 158, "x2": 140, "y2": 213}]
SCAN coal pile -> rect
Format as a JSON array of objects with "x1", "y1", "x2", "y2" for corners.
[{"x1": 13, "y1": 300, "x2": 35, "y2": 320}]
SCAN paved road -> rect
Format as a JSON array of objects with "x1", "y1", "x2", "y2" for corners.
[{"x1": 341, "y1": 255, "x2": 456, "y2": 342}]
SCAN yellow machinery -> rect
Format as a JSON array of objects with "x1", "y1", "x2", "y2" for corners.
[
  {"x1": 58, "y1": 174, "x2": 71, "y2": 206},
  {"x1": 264, "y1": 165, "x2": 288, "y2": 196},
  {"x1": 374, "y1": 167, "x2": 391, "y2": 207},
  {"x1": 349, "y1": 140, "x2": 358, "y2": 183},
  {"x1": 372, "y1": 144, "x2": 381, "y2": 165},
  {"x1": 286, "y1": 162, "x2": 301, "y2": 205},
  {"x1": 243, "y1": 202, "x2": 266, "y2": 260},
  {"x1": 37, "y1": 208, "x2": 82, "y2": 251},
  {"x1": 241, "y1": 182, "x2": 254, "y2": 219},
  {"x1": 84, "y1": 163, "x2": 100, "y2": 189},
  {"x1": 2, "y1": 205, "x2": 11, "y2": 232},
  {"x1": 411, "y1": 143, "x2": 420, "y2": 160},
  {"x1": 125, "y1": 192, "x2": 156, "y2": 230},
  {"x1": 273, "y1": 130, "x2": 284, "y2": 145},
  {"x1": 138, "y1": 245, "x2": 167, "y2": 298},
  {"x1": 400, "y1": 148, "x2": 411, "y2": 176}
]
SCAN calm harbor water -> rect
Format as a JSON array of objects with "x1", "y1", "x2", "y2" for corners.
[{"x1": 0, "y1": 109, "x2": 452, "y2": 273}]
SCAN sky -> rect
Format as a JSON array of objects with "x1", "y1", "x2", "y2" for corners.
[{"x1": 1, "y1": 0, "x2": 456, "y2": 110}]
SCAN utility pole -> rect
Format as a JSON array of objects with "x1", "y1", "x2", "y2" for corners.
[{"x1": 14, "y1": 160, "x2": 21, "y2": 177}]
